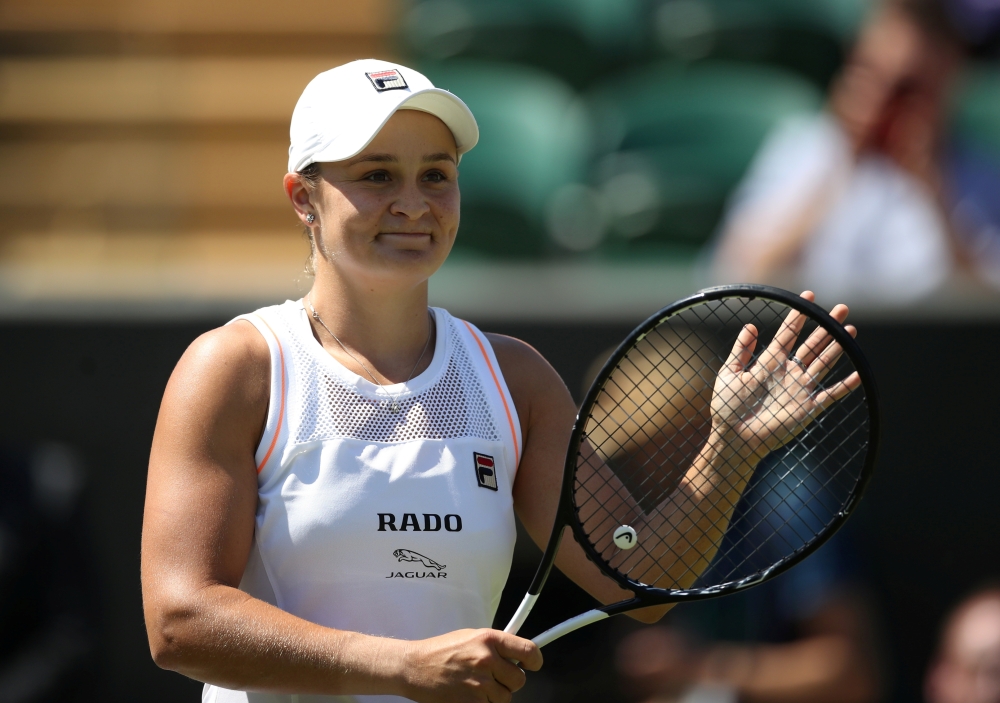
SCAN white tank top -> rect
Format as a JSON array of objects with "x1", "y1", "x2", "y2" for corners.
[{"x1": 203, "y1": 301, "x2": 522, "y2": 703}]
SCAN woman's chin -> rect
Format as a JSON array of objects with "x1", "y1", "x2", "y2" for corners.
[{"x1": 356, "y1": 243, "x2": 452, "y2": 287}]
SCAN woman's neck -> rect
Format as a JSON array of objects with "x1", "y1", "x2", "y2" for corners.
[{"x1": 305, "y1": 273, "x2": 435, "y2": 384}]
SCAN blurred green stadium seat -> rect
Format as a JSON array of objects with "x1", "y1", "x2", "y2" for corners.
[
  {"x1": 420, "y1": 60, "x2": 592, "y2": 258},
  {"x1": 648, "y1": 0, "x2": 865, "y2": 88},
  {"x1": 754, "y1": 0, "x2": 866, "y2": 40},
  {"x1": 588, "y1": 60, "x2": 823, "y2": 257},
  {"x1": 403, "y1": 0, "x2": 645, "y2": 89},
  {"x1": 954, "y1": 65, "x2": 1000, "y2": 159}
]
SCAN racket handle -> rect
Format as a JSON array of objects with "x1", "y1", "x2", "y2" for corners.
[
  {"x1": 531, "y1": 609, "x2": 609, "y2": 649},
  {"x1": 503, "y1": 593, "x2": 538, "y2": 635}
]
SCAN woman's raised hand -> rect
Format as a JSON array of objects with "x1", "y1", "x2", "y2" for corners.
[
  {"x1": 710, "y1": 291, "x2": 861, "y2": 461},
  {"x1": 397, "y1": 629, "x2": 543, "y2": 703}
]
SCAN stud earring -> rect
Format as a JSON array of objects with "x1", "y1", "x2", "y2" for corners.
[{"x1": 306, "y1": 213, "x2": 316, "y2": 224}]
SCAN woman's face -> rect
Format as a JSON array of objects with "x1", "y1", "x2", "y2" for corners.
[{"x1": 304, "y1": 109, "x2": 460, "y2": 291}]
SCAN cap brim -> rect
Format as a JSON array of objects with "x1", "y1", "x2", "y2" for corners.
[{"x1": 296, "y1": 88, "x2": 479, "y2": 171}]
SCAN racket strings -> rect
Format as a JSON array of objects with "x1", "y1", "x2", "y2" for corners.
[
  {"x1": 600, "y1": 380, "x2": 860, "y2": 582},
  {"x1": 572, "y1": 297, "x2": 869, "y2": 592},
  {"x1": 584, "y1": 398, "x2": 851, "y2": 587},
  {"x1": 594, "y1": 375, "x2": 859, "y2": 587},
  {"x1": 703, "y1": 433, "x2": 866, "y2": 583}
]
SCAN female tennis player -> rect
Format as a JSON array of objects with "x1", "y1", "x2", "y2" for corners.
[{"x1": 140, "y1": 59, "x2": 859, "y2": 703}]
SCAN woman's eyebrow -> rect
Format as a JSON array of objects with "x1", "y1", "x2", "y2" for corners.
[
  {"x1": 346, "y1": 152, "x2": 455, "y2": 166},
  {"x1": 348, "y1": 153, "x2": 397, "y2": 166},
  {"x1": 423, "y1": 152, "x2": 456, "y2": 164}
]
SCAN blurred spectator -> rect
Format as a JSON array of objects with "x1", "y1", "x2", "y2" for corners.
[
  {"x1": 0, "y1": 444, "x2": 99, "y2": 702},
  {"x1": 711, "y1": 0, "x2": 1000, "y2": 304},
  {"x1": 614, "y1": 441, "x2": 883, "y2": 703},
  {"x1": 615, "y1": 533, "x2": 881, "y2": 703},
  {"x1": 925, "y1": 586, "x2": 1000, "y2": 703}
]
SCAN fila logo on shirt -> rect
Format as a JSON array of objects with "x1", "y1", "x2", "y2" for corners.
[
  {"x1": 377, "y1": 513, "x2": 463, "y2": 532},
  {"x1": 366, "y1": 69, "x2": 408, "y2": 92},
  {"x1": 474, "y1": 452, "x2": 498, "y2": 491}
]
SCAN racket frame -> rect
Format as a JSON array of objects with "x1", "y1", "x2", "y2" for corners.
[{"x1": 506, "y1": 284, "x2": 881, "y2": 639}]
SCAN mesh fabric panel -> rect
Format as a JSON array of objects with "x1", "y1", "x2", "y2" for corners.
[{"x1": 284, "y1": 315, "x2": 501, "y2": 445}]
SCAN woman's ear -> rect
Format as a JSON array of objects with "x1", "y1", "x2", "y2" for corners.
[{"x1": 283, "y1": 172, "x2": 315, "y2": 225}]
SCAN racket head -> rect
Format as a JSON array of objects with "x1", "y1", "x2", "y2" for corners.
[{"x1": 565, "y1": 284, "x2": 880, "y2": 610}]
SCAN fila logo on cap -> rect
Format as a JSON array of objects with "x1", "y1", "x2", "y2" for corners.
[
  {"x1": 366, "y1": 69, "x2": 408, "y2": 92},
  {"x1": 474, "y1": 452, "x2": 498, "y2": 491}
]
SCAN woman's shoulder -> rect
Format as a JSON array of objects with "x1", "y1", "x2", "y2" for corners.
[
  {"x1": 482, "y1": 333, "x2": 547, "y2": 371},
  {"x1": 187, "y1": 320, "x2": 271, "y2": 369},
  {"x1": 483, "y1": 333, "x2": 571, "y2": 413},
  {"x1": 170, "y1": 320, "x2": 271, "y2": 412}
]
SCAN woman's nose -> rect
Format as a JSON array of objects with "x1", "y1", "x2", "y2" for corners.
[{"x1": 389, "y1": 182, "x2": 431, "y2": 220}]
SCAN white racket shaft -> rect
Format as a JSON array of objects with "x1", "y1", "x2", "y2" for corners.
[{"x1": 504, "y1": 593, "x2": 609, "y2": 648}]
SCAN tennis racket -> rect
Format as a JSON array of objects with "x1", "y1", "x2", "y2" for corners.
[{"x1": 504, "y1": 284, "x2": 879, "y2": 648}]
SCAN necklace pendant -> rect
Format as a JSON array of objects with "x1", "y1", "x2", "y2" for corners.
[{"x1": 389, "y1": 401, "x2": 400, "y2": 414}]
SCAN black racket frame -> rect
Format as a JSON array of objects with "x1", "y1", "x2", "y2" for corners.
[{"x1": 524, "y1": 284, "x2": 881, "y2": 618}]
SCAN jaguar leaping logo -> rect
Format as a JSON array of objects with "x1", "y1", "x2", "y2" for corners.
[{"x1": 393, "y1": 549, "x2": 446, "y2": 571}]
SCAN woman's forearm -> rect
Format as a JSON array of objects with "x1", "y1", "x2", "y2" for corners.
[
  {"x1": 574, "y1": 430, "x2": 757, "y2": 592},
  {"x1": 147, "y1": 583, "x2": 408, "y2": 697},
  {"x1": 147, "y1": 582, "x2": 541, "y2": 701},
  {"x1": 606, "y1": 431, "x2": 757, "y2": 590}
]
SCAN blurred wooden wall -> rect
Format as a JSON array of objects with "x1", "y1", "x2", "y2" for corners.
[{"x1": 0, "y1": 0, "x2": 399, "y2": 311}]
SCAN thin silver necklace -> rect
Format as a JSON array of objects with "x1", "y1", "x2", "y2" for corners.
[{"x1": 306, "y1": 298, "x2": 432, "y2": 414}]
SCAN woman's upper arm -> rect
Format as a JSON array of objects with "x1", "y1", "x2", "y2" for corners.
[
  {"x1": 485, "y1": 334, "x2": 576, "y2": 547},
  {"x1": 141, "y1": 320, "x2": 270, "y2": 626}
]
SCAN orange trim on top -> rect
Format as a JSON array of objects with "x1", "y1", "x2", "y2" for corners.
[
  {"x1": 462, "y1": 320, "x2": 520, "y2": 468},
  {"x1": 255, "y1": 316, "x2": 286, "y2": 475}
]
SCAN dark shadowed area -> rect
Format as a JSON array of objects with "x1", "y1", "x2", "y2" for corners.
[{"x1": 0, "y1": 318, "x2": 997, "y2": 702}]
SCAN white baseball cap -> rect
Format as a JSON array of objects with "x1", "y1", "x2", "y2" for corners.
[{"x1": 288, "y1": 59, "x2": 479, "y2": 173}]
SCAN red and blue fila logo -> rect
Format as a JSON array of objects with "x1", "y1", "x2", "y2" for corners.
[
  {"x1": 366, "y1": 69, "x2": 408, "y2": 92},
  {"x1": 474, "y1": 452, "x2": 498, "y2": 491}
]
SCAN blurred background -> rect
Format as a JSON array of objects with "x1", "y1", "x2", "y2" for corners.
[{"x1": 2, "y1": 0, "x2": 1000, "y2": 701}]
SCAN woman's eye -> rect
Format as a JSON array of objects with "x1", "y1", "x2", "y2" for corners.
[
  {"x1": 424, "y1": 170, "x2": 448, "y2": 183},
  {"x1": 365, "y1": 171, "x2": 390, "y2": 182}
]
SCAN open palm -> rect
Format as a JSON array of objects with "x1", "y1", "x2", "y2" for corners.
[{"x1": 710, "y1": 292, "x2": 861, "y2": 461}]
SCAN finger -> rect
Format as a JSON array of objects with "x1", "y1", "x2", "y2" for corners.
[
  {"x1": 828, "y1": 303, "x2": 849, "y2": 324},
  {"x1": 805, "y1": 324, "x2": 861, "y2": 388},
  {"x1": 794, "y1": 303, "x2": 850, "y2": 365},
  {"x1": 723, "y1": 324, "x2": 758, "y2": 374},
  {"x1": 799, "y1": 290, "x2": 816, "y2": 302},
  {"x1": 798, "y1": 319, "x2": 856, "y2": 371},
  {"x1": 495, "y1": 635, "x2": 543, "y2": 672},
  {"x1": 491, "y1": 657, "x2": 528, "y2": 693},
  {"x1": 794, "y1": 326, "x2": 832, "y2": 367},
  {"x1": 794, "y1": 307, "x2": 841, "y2": 362},
  {"x1": 761, "y1": 306, "x2": 807, "y2": 371},
  {"x1": 813, "y1": 371, "x2": 861, "y2": 408},
  {"x1": 483, "y1": 678, "x2": 513, "y2": 703},
  {"x1": 807, "y1": 332, "x2": 858, "y2": 382}
]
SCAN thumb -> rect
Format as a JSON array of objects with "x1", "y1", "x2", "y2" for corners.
[
  {"x1": 724, "y1": 324, "x2": 757, "y2": 374},
  {"x1": 494, "y1": 632, "x2": 543, "y2": 672}
]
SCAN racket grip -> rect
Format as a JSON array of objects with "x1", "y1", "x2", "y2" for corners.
[
  {"x1": 503, "y1": 593, "x2": 538, "y2": 635},
  {"x1": 531, "y1": 609, "x2": 609, "y2": 649}
]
